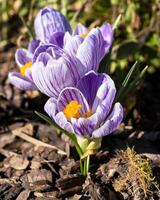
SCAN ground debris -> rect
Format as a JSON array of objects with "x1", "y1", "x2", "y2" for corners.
[
  {"x1": 56, "y1": 174, "x2": 85, "y2": 198},
  {"x1": 68, "y1": 194, "x2": 82, "y2": 200},
  {"x1": 34, "y1": 146, "x2": 65, "y2": 163},
  {"x1": 0, "y1": 184, "x2": 23, "y2": 200},
  {"x1": 16, "y1": 190, "x2": 31, "y2": 200},
  {"x1": 97, "y1": 157, "x2": 121, "y2": 184},
  {"x1": 6, "y1": 154, "x2": 29, "y2": 170},
  {"x1": 59, "y1": 158, "x2": 80, "y2": 176},
  {"x1": 21, "y1": 169, "x2": 53, "y2": 192},
  {"x1": 82, "y1": 174, "x2": 119, "y2": 200},
  {"x1": 12, "y1": 124, "x2": 66, "y2": 155},
  {"x1": 0, "y1": 178, "x2": 18, "y2": 186},
  {"x1": 0, "y1": 133, "x2": 15, "y2": 148},
  {"x1": 34, "y1": 191, "x2": 58, "y2": 199}
]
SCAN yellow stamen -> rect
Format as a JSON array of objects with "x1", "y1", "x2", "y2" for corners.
[
  {"x1": 64, "y1": 101, "x2": 81, "y2": 119},
  {"x1": 63, "y1": 100, "x2": 93, "y2": 119},
  {"x1": 20, "y1": 61, "x2": 32, "y2": 76},
  {"x1": 81, "y1": 32, "x2": 88, "y2": 38}
]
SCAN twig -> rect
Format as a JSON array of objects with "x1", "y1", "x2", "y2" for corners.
[{"x1": 12, "y1": 129, "x2": 66, "y2": 155}]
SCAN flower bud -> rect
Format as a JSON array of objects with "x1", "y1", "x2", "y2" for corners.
[{"x1": 34, "y1": 7, "x2": 71, "y2": 43}]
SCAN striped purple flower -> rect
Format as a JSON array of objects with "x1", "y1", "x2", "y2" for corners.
[
  {"x1": 44, "y1": 71, "x2": 123, "y2": 138},
  {"x1": 63, "y1": 22, "x2": 113, "y2": 57},
  {"x1": 8, "y1": 40, "x2": 40, "y2": 90},
  {"x1": 32, "y1": 44, "x2": 86, "y2": 98},
  {"x1": 8, "y1": 7, "x2": 70, "y2": 90},
  {"x1": 9, "y1": 7, "x2": 113, "y2": 92},
  {"x1": 34, "y1": 7, "x2": 71, "y2": 44},
  {"x1": 34, "y1": 7, "x2": 113, "y2": 58},
  {"x1": 31, "y1": 25, "x2": 109, "y2": 98}
]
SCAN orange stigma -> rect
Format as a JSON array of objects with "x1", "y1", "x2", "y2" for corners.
[
  {"x1": 20, "y1": 61, "x2": 32, "y2": 76},
  {"x1": 63, "y1": 100, "x2": 92, "y2": 119},
  {"x1": 64, "y1": 101, "x2": 81, "y2": 119}
]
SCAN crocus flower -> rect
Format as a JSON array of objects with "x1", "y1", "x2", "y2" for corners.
[
  {"x1": 8, "y1": 40, "x2": 40, "y2": 90},
  {"x1": 32, "y1": 44, "x2": 86, "y2": 98},
  {"x1": 63, "y1": 26, "x2": 111, "y2": 70},
  {"x1": 50, "y1": 22, "x2": 113, "y2": 63},
  {"x1": 64, "y1": 22, "x2": 113, "y2": 58},
  {"x1": 34, "y1": 7, "x2": 113, "y2": 57},
  {"x1": 34, "y1": 7, "x2": 71, "y2": 44},
  {"x1": 44, "y1": 71, "x2": 123, "y2": 138},
  {"x1": 32, "y1": 28, "x2": 108, "y2": 99},
  {"x1": 8, "y1": 7, "x2": 71, "y2": 91}
]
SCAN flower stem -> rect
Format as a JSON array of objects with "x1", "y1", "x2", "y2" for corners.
[
  {"x1": 80, "y1": 159, "x2": 83, "y2": 174},
  {"x1": 86, "y1": 155, "x2": 90, "y2": 174},
  {"x1": 83, "y1": 158, "x2": 86, "y2": 176},
  {"x1": 81, "y1": 155, "x2": 90, "y2": 176}
]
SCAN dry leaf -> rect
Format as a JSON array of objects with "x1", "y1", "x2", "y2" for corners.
[
  {"x1": 8, "y1": 155, "x2": 29, "y2": 170},
  {"x1": 16, "y1": 190, "x2": 30, "y2": 200},
  {"x1": 0, "y1": 133, "x2": 15, "y2": 148}
]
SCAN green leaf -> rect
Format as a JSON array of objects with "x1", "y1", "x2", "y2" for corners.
[
  {"x1": 116, "y1": 61, "x2": 138, "y2": 102},
  {"x1": 126, "y1": 66, "x2": 148, "y2": 93},
  {"x1": 19, "y1": 14, "x2": 34, "y2": 39},
  {"x1": 116, "y1": 63, "x2": 148, "y2": 103},
  {"x1": 35, "y1": 111, "x2": 83, "y2": 157},
  {"x1": 35, "y1": 111, "x2": 55, "y2": 125}
]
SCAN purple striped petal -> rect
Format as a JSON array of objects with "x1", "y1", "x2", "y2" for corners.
[
  {"x1": 34, "y1": 7, "x2": 71, "y2": 43},
  {"x1": 49, "y1": 32, "x2": 65, "y2": 48},
  {"x1": 71, "y1": 113, "x2": 98, "y2": 137},
  {"x1": 28, "y1": 39, "x2": 40, "y2": 54},
  {"x1": 92, "y1": 73, "x2": 116, "y2": 122},
  {"x1": 36, "y1": 52, "x2": 53, "y2": 65},
  {"x1": 32, "y1": 58, "x2": 76, "y2": 98},
  {"x1": 8, "y1": 72, "x2": 36, "y2": 90},
  {"x1": 100, "y1": 23, "x2": 113, "y2": 53},
  {"x1": 33, "y1": 44, "x2": 63, "y2": 63},
  {"x1": 77, "y1": 71, "x2": 106, "y2": 108},
  {"x1": 15, "y1": 49, "x2": 32, "y2": 67},
  {"x1": 92, "y1": 103, "x2": 123, "y2": 138},
  {"x1": 57, "y1": 87, "x2": 90, "y2": 115},
  {"x1": 33, "y1": 44, "x2": 86, "y2": 88},
  {"x1": 55, "y1": 112, "x2": 74, "y2": 133},
  {"x1": 44, "y1": 97, "x2": 57, "y2": 118},
  {"x1": 76, "y1": 28, "x2": 106, "y2": 72},
  {"x1": 77, "y1": 71, "x2": 116, "y2": 124},
  {"x1": 72, "y1": 23, "x2": 88, "y2": 36},
  {"x1": 44, "y1": 98, "x2": 74, "y2": 133},
  {"x1": 64, "y1": 33, "x2": 84, "y2": 56}
]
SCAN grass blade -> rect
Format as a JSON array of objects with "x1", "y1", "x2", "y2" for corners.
[
  {"x1": 116, "y1": 61, "x2": 138, "y2": 101},
  {"x1": 19, "y1": 14, "x2": 34, "y2": 39},
  {"x1": 112, "y1": 14, "x2": 122, "y2": 30}
]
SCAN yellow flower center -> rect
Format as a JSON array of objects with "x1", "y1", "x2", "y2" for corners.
[
  {"x1": 81, "y1": 32, "x2": 88, "y2": 38},
  {"x1": 20, "y1": 61, "x2": 32, "y2": 76},
  {"x1": 64, "y1": 101, "x2": 81, "y2": 119},
  {"x1": 63, "y1": 100, "x2": 92, "y2": 119}
]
